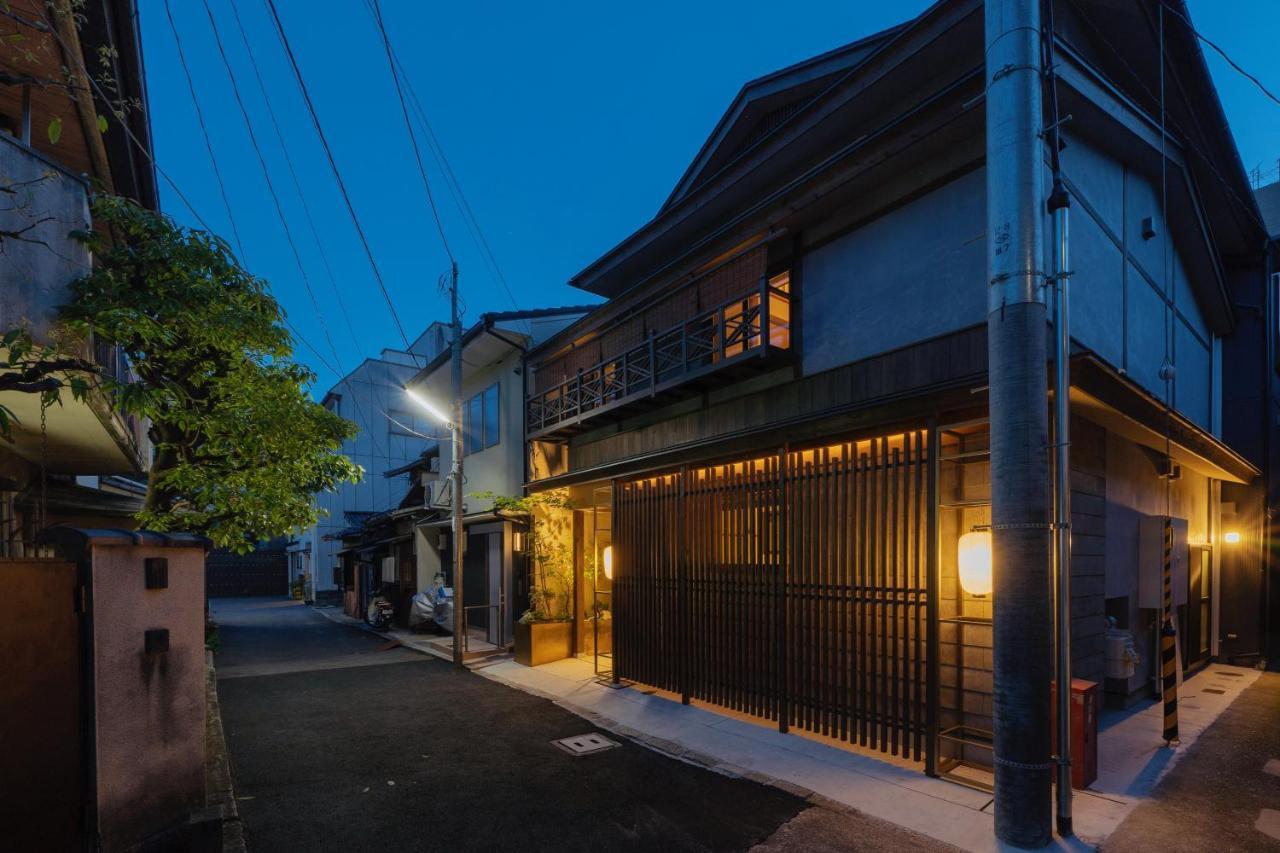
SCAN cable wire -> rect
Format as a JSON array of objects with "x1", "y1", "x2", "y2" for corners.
[
  {"x1": 199, "y1": 0, "x2": 385, "y2": 456},
  {"x1": 369, "y1": 0, "x2": 454, "y2": 266},
  {"x1": 262, "y1": 0, "x2": 417, "y2": 358},
  {"x1": 161, "y1": 0, "x2": 246, "y2": 260},
  {"x1": 1159, "y1": 1, "x2": 1280, "y2": 111}
]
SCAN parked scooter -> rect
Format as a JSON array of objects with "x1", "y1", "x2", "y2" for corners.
[
  {"x1": 365, "y1": 587, "x2": 396, "y2": 630},
  {"x1": 408, "y1": 574, "x2": 453, "y2": 634}
]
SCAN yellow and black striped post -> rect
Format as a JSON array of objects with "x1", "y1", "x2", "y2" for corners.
[{"x1": 1160, "y1": 516, "x2": 1179, "y2": 745}]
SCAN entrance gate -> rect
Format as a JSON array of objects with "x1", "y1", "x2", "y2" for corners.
[{"x1": 613, "y1": 429, "x2": 935, "y2": 767}]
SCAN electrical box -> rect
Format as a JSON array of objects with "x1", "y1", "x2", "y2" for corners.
[{"x1": 1138, "y1": 515, "x2": 1188, "y2": 609}]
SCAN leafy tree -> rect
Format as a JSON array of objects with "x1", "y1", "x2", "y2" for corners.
[
  {"x1": 476, "y1": 490, "x2": 576, "y2": 622},
  {"x1": 1, "y1": 195, "x2": 361, "y2": 550}
]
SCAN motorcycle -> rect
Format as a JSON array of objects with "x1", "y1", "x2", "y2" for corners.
[{"x1": 365, "y1": 588, "x2": 396, "y2": 630}]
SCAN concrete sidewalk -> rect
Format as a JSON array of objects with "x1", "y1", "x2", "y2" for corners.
[
  {"x1": 312, "y1": 604, "x2": 1259, "y2": 852},
  {"x1": 477, "y1": 658, "x2": 1259, "y2": 852}
]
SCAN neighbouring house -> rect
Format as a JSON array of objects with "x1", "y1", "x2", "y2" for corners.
[
  {"x1": 339, "y1": 446, "x2": 442, "y2": 625},
  {"x1": 405, "y1": 307, "x2": 592, "y2": 652},
  {"x1": 1, "y1": 0, "x2": 155, "y2": 553},
  {"x1": 300, "y1": 324, "x2": 449, "y2": 604},
  {"x1": 0, "y1": 3, "x2": 214, "y2": 850},
  {"x1": 520, "y1": 0, "x2": 1274, "y2": 790}
]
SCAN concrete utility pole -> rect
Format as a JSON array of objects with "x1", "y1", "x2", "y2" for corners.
[
  {"x1": 449, "y1": 261, "x2": 466, "y2": 669},
  {"x1": 985, "y1": 0, "x2": 1053, "y2": 847}
]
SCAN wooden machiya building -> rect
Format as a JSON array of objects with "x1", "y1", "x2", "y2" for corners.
[{"x1": 522, "y1": 0, "x2": 1275, "y2": 780}]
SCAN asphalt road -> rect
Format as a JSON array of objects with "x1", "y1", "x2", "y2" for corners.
[
  {"x1": 1103, "y1": 670, "x2": 1280, "y2": 852},
  {"x1": 212, "y1": 597, "x2": 955, "y2": 853}
]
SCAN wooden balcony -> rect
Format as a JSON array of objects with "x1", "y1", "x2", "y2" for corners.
[{"x1": 527, "y1": 274, "x2": 792, "y2": 439}]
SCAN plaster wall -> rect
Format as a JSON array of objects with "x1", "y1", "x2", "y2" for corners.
[
  {"x1": 1053, "y1": 133, "x2": 1217, "y2": 433},
  {"x1": 91, "y1": 544, "x2": 206, "y2": 851},
  {"x1": 801, "y1": 168, "x2": 986, "y2": 376}
]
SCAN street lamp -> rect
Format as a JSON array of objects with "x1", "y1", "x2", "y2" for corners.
[{"x1": 404, "y1": 388, "x2": 452, "y2": 429}]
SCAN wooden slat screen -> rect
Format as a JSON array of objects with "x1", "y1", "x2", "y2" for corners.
[{"x1": 613, "y1": 429, "x2": 932, "y2": 763}]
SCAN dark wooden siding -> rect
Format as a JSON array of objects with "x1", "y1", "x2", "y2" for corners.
[
  {"x1": 573, "y1": 325, "x2": 986, "y2": 474},
  {"x1": 1070, "y1": 415, "x2": 1107, "y2": 685},
  {"x1": 613, "y1": 430, "x2": 932, "y2": 761}
]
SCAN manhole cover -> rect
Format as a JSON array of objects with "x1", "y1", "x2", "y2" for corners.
[{"x1": 552, "y1": 733, "x2": 620, "y2": 756}]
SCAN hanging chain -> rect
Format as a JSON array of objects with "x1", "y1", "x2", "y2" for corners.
[{"x1": 38, "y1": 396, "x2": 50, "y2": 540}]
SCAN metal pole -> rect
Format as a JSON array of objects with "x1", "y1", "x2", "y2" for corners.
[
  {"x1": 986, "y1": 0, "x2": 1053, "y2": 846},
  {"x1": 1051, "y1": 189, "x2": 1073, "y2": 837},
  {"x1": 450, "y1": 261, "x2": 466, "y2": 669}
]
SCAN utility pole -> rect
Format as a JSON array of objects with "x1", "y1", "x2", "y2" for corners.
[
  {"x1": 985, "y1": 0, "x2": 1053, "y2": 847},
  {"x1": 449, "y1": 260, "x2": 465, "y2": 669}
]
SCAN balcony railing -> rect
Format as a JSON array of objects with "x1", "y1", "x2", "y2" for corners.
[{"x1": 527, "y1": 274, "x2": 791, "y2": 438}]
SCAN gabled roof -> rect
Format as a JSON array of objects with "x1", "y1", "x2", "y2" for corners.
[{"x1": 660, "y1": 24, "x2": 905, "y2": 212}]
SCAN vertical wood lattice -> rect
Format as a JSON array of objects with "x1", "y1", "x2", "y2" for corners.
[{"x1": 613, "y1": 430, "x2": 932, "y2": 762}]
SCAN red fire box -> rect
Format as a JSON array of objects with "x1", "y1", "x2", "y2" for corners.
[{"x1": 1051, "y1": 678, "x2": 1099, "y2": 789}]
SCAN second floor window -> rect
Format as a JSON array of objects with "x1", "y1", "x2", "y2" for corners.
[{"x1": 463, "y1": 382, "x2": 501, "y2": 454}]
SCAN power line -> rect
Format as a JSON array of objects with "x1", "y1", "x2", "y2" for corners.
[
  {"x1": 225, "y1": 0, "x2": 363, "y2": 356},
  {"x1": 1065, "y1": 0, "x2": 1270, "y2": 235},
  {"x1": 35, "y1": 2, "x2": 429, "y2": 461},
  {"x1": 199, "y1": 0, "x2": 385, "y2": 456},
  {"x1": 1159, "y1": 2, "x2": 1280, "y2": 111},
  {"x1": 362, "y1": 0, "x2": 527, "y2": 331},
  {"x1": 161, "y1": 0, "x2": 245, "y2": 260},
  {"x1": 262, "y1": 0, "x2": 417, "y2": 357},
  {"x1": 369, "y1": 0, "x2": 454, "y2": 266}
]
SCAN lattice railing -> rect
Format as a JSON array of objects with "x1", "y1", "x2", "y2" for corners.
[{"x1": 527, "y1": 276, "x2": 790, "y2": 435}]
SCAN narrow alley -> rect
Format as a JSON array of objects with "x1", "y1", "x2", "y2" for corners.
[{"x1": 211, "y1": 597, "x2": 955, "y2": 853}]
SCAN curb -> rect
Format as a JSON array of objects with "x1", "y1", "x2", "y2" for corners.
[{"x1": 205, "y1": 650, "x2": 246, "y2": 853}]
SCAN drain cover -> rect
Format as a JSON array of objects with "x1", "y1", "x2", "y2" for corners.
[
  {"x1": 1216, "y1": 671, "x2": 1244, "y2": 677},
  {"x1": 1203, "y1": 688, "x2": 1226, "y2": 694},
  {"x1": 552, "y1": 733, "x2": 620, "y2": 756}
]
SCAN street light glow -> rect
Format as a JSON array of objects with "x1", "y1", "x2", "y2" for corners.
[{"x1": 404, "y1": 387, "x2": 452, "y2": 428}]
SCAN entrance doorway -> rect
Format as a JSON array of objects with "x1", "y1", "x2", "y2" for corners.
[{"x1": 1182, "y1": 544, "x2": 1213, "y2": 671}]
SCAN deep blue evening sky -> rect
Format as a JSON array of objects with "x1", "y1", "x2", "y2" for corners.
[{"x1": 140, "y1": 1, "x2": 1280, "y2": 394}]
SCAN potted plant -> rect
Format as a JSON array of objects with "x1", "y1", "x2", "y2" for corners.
[{"x1": 477, "y1": 490, "x2": 576, "y2": 666}]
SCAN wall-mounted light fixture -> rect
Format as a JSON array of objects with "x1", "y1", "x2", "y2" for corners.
[
  {"x1": 958, "y1": 528, "x2": 993, "y2": 597},
  {"x1": 602, "y1": 545, "x2": 613, "y2": 581},
  {"x1": 1223, "y1": 531, "x2": 1241, "y2": 544}
]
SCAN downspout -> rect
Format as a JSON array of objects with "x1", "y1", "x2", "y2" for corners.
[
  {"x1": 1044, "y1": 0, "x2": 1074, "y2": 835},
  {"x1": 986, "y1": 0, "x2": 1054, "y2": 847}
]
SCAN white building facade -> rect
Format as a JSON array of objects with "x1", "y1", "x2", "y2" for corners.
[{"x1": 299, "y1": 325, "x2": 449, "y2": 603}]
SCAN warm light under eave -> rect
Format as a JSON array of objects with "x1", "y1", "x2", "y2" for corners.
[
  {"x1": 958, "y1": 530, "x2": 993, "y2": 597},
  {"x1": 1224, "y1": 531, "x2": 1241, "y2": 544},
  {"x1": 404, "y1": 387, "x2": 451, "y2": 426},
  {"x1": 602, "y1": 545, "x2": 613, "y2": 580}
]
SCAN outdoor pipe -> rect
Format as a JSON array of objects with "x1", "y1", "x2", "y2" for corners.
[{"x1": 986, "y1": 0, "x2": 1054, "y2": 846}]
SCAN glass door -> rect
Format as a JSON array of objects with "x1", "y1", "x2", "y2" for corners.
[{"x1": 1183, "y1": 545, "x2": 1212, "y2": 670}]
